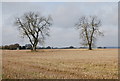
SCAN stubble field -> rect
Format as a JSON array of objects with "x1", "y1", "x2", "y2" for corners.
[{"x1": 2, "y1": 49, "x2": 118, "y2": 79}]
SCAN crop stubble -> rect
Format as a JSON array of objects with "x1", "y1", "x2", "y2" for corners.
[{"x1": 2, "y1": 49, "x2": 118, "y2": 79}]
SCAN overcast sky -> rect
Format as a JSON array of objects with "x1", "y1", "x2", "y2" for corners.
[{"x1": 1, "y1": 2, "x2": 118, "y2": 47}]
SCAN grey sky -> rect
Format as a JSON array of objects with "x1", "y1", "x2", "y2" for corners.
[
  {"x1": 0, "y1": 2, "x2": 2, "y2": 46},
  {"x1": 1, "y1": 0, "x2": 119, "y2": 2},
  {"x1": 1, "y1": 2, "x2": 118, "y2": 47}
]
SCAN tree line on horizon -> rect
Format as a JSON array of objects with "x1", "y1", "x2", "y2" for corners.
[
  {"x1": 11, "y1": 11, "x2": 104, "y2": 51},
  {"x1": 0, "y1": 44, "x2": 74, "y2": 50},
  {"x1": 0, "y1": 43, "x2": 107, "y2": 50}
]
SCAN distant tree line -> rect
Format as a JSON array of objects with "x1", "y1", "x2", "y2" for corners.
[
  {"x1": 1, "y1": 43, "x2": 31, "y2": 50},
  {"x1": 1, "y1": 44, "x2": 20, "y2": 50},
  {"x1": 0, "y1": 44, "x2": 106, "y2": 50},
  {"x1": 0, "y1": 44, "x2": 54, "y2": 50}
]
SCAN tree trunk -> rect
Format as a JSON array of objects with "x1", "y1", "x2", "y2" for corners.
[
  {"x1": 31, "y1": 41, "x2": 38, "y2": 51},
  {"x1": 88, "y1": 44, "x2": 92, "y2": 50},
  {"x1": 32, "y1": 45, "x2": 36, "y2": 51}
]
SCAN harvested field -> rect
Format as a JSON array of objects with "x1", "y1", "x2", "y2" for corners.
[{"x1": 2, "y1": 49, "x2": 118, "y2": 79}]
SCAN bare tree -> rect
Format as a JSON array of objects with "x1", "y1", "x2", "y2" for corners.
[
  {"x1": 75, "y1": 16, "x2": 104, "y2": 50},
  {"x1": 15, "y1": 12, "x2": 52, "y2": 51}
]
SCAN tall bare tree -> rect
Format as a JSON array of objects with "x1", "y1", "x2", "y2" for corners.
[
  {"x1": 75, "y1": 16, "x2": 104, "y2": 50},
  {"x1": 15, "y1": 12, "x2": 52, "y2": 51}
]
